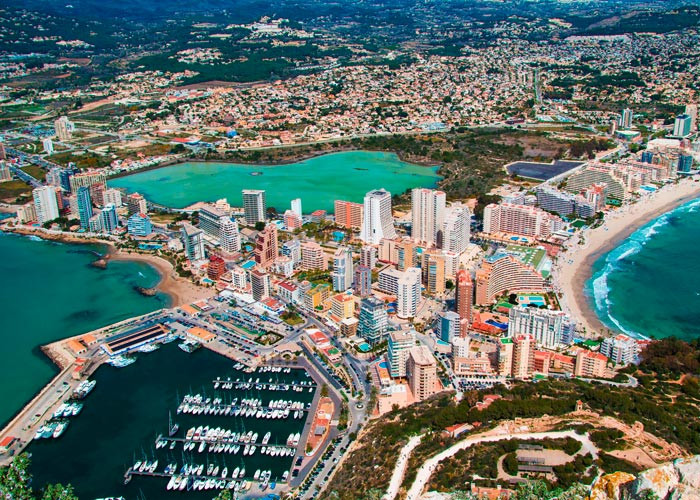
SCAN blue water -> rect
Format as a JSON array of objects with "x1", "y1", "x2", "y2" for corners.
[{"x1": 585, "y1": 196, "x2": 700, "y2": 340}]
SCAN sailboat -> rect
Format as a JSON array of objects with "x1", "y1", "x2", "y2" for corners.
[{"x1": 168, "y1": 411, "x2": 179, "y2": 437}]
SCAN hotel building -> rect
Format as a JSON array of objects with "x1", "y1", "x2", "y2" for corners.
[
  {"x1": 181, "y1": 222, "x2": 206, "y2": 261},
  {"x1": 332, "y1": 246, "x2": 353, "y2": 292},
  {"x1": 358, "y1": 297, "x2": 388, "y2": 345},
  {"x1": 242, "y1": 189, "x2": 266, "y2": 225},
  {"x1": 388, "y1": 331, "x2": 415, "y2": 378},
  {"x1": 32, "y1": 186, "x2": 59, "y2": 224},
  {"x1": 300, "y1": 241, "x2": 327, "y2": 271},
  {"x1": 441, "y1": 204, "x2": 471, "y2": 254},
  {"x1": 334, "y1": 200, "x2": 363, "y2": 229},
  {"x1": 411, "y1": 188, "x2": 445, "y2": 247},
  {"x1": 483, "y1": 203, "x2": 563, "y2": 240},
  {"x1": 455, "y1": 268, "x2": 473, "y2": 328},
  {"x1": 475, "y1": 253, "x2": 545, "y2": 305},
  {"x1": 359, "y1": 189, "x2": 397, "y2": 244},
  {"x1": 254, "y1": 224, "x2": 278, "y2": 269},
  {"x1": 219, "y1": 218, "x2": 241, "y2": 253},
  {"x1": 507, "y1": 305, "x2": 574, "y2": 349},
  {"x1": 127, "y1": 193, "x2": 148, "y2": 216},
  {"x1": 407, "y1": 346, "x2": 438, "y2": 401}
]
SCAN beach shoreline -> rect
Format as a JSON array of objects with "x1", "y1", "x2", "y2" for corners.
[
  {"x1": 0, "y1": 224, "x2": 213, "y2": 307},
  {"x1": 553, "y1": 178, "x2": 700, "y2": 337}
]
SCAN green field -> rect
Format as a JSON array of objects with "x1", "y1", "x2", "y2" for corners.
[{"x1": 0, "y1": 180, "x2": 32, "y2": 201}]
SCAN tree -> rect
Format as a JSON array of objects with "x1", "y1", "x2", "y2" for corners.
[
  {"x1": 254, "y1": 221, "x2": 266, "y2": 231},
  {"x1": 0, "y1": 454, "x2": 77, "y2": 500},
  {"x1": 320, "y1": 384, "x2": 329, "y2": 398}
]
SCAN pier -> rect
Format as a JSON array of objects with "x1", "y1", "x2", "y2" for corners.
[
  {"x1": 156, "y1": 434, "x2": 298, "y2": 453},
  {"x1": 212, "y1": 379, "x2": 317, "y2": 392}
]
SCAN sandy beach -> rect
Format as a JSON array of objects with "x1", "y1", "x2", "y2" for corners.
[
  {"x1": 553, "y1": 178, "x2": 700, "y2": 337},
  {"x1": 1, "y1": 224, "x2": 213, "y2": 307},
  {"x1": 107, "y1": 249, "x2": 214, "y2": 307}
]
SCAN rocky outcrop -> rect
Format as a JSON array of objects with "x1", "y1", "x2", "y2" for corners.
[
  {"x1": 590, "y1": 455, "x2": 700, "y2": 500},
  {"x1": 589, "y1": 471, "x2": 636, "y2": 500}
]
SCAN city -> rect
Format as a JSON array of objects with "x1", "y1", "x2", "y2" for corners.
[{"x1": 1, "y1": 1, "x2": 700, "y2": 500}]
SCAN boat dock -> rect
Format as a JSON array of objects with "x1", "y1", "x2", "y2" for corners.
[
  {"x1": 212, "y1": 379, "x2": 316, "y2": 391},
  {"x1": 156, "y1": 434, "x2": 298, "y2": 452}
]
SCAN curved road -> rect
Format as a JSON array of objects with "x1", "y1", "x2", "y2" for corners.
[
  {"x1": 404, "y1": 429, "x2": 598, "y2": 500},
  {"x1": 382, "y1": 434, "x2": 424, "y2": 500}
]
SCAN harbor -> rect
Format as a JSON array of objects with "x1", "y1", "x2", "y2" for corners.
[{"x1": 26, "y1": 342, "x2": 320, "y2": 499}]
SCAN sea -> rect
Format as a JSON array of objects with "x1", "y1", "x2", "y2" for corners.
[
  {"x1": 586, "y1": 196, "x2": 700, "y2": 341},
  {"x1": 108, "y1": 151, "x2": 441, "y2": 212},
  {"x1": 0, "y1": 232, "x2": 169, "y2": 427}
]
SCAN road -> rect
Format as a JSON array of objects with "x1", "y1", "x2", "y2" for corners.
[
  {"x1": 382, "y1": 434, "x2": 424, "y2": 500},
  {"x1": 404, "y1": 429, "x2": 598, "y2": 500}
]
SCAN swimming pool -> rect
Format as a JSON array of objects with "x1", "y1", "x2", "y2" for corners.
[
  {"x1": 358, "y1": 342, "x2": 371, "y2": 353},
  {"x1": 518, "y1": 294, "x2": 546, "y2": 306}
]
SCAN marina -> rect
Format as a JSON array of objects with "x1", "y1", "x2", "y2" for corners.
[{"x1": 28, "y1": 343, "x2": 317, "y2": 499}]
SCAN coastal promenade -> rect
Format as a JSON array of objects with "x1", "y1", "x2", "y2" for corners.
[{"x1": 552, "y1": 178, "x2": 700, "y2": 336}]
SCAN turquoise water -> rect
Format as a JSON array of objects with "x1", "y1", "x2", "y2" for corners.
[
  {"x1": 29, "y1": 344, "x2": 312, "y2": 499},
  {"x1": 109, "y1": 151, "x2": 441, "y2": 212},
  {"x1": 0, "y1": 232, "x2": 169, "y2": 427},
  {"x1": 585, "y1": 196, "x2": 700, "y2": 340}
]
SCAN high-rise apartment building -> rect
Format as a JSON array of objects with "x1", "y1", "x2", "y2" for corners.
[
  {"x1": 219, "y1": 218, "x2": 241, "y2": 253},
  {"x1": 360, "y1": 245, "x2": 377, "y2": 268},
  {"x1": 395, "y1": 240, "x2": 416, "y2": 271},
  {"x1": 620, "y1": 108, "x2": 633, "y2": 129},
  {"x1": 32, "y1": 186, "x2": 59, "y2": 224},
  {"x1": 242, "y1": 190, "x2": 266, "y2": 225},
  {"x1": 127, "y1": 213, "x2": 153, "y2": 237},
  {"x1": 126, "y1": 192, "x2": 149, "y2": 216},
  {"x1": 354, "y1": 265, "x2": 372, "y2": 297},
  {"x1": 438, "y1": 311, "x2": 461, "y2": 343},
  {"x1": 359, "y1": 189, "x2": 396, "y2": 244},
  {"x1": 332, "y1": 246, "x2": 353, "y2": 292},
  {"x1": 100, "y1": 203, "x2": 118, "y2": 233},
  {"x1": 358, "y1": 297, "x2": 388, "y2": 345},
  {"x1": 250, "y1": 269, "x2": 271, "y2": 301},
  {"x1": 600, "y1": 334, "x2": 638, "y2": 365},
  {"x1": 76, "y1": 186, "x2": 93, "y2": 230},
  {"x1": 54, "y1": 116, "x2": 74, "y2": 141},
  {"x1": 181, "y1": 222, "x2": 206, "y2": 261},
  {"x1": 396, "y1": 267, "x2": 421, "y2": 319},
  {"x1": 198, "y1": 205, "x2": 229, "y2": 238},
  {"x1": 291, "y1": 198, "x2": 302, "y2": 218},
  {"x1": 407, "y1": 346, "x2": 438, "y2": 401},
  {"x1": 69, "y1": 171, "x2": 106, "y2": 194},
  {"x1": 455, "y1": 268, "x2": 473, "y2": 329},
  {"x1": 483, "y1": 203, "x2": 563, "y2": 240},
  {"x1": 102, "y1": 188, "x2": 123, "y2": 207},
  {"x1": 512, "y1": 334, "x2": 535, "y2": 379},
  {"x1": 284, "y1": 210, "x2": 303, "y2": 230},
  {"x1": 673, "y1": 114, "x2": 693, "y2": 138},
  {"x1": 411, "y1": 188, "x2": 445, "y2": 246},
  {"x1": 507, "y1": 306, "x2": 574, "y2": 349},
  {"x1": 422, "y1": 252, "x2": 445, "y2": 295},
  {"x1": 254, "y1": 224, "x2": 278, "y2": 269},
  {"x1": 281, "y1": 239, "x2": 301, "y2": 265},
  {"x1": 441, "y1": 204, "x2": 471, "y2": 254},
  {"x1": 300, "y1": 241, "x2": 327, "y2": 271},
  {"x1": 388, "y1": 331, "x2": 415, "y2": 378},
  {"x1": 334, "y1": 200, "x2": 363, "y2": 229},
  {"x1": 685, "y1": 103, "x2": 697, "y2": 131}
]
